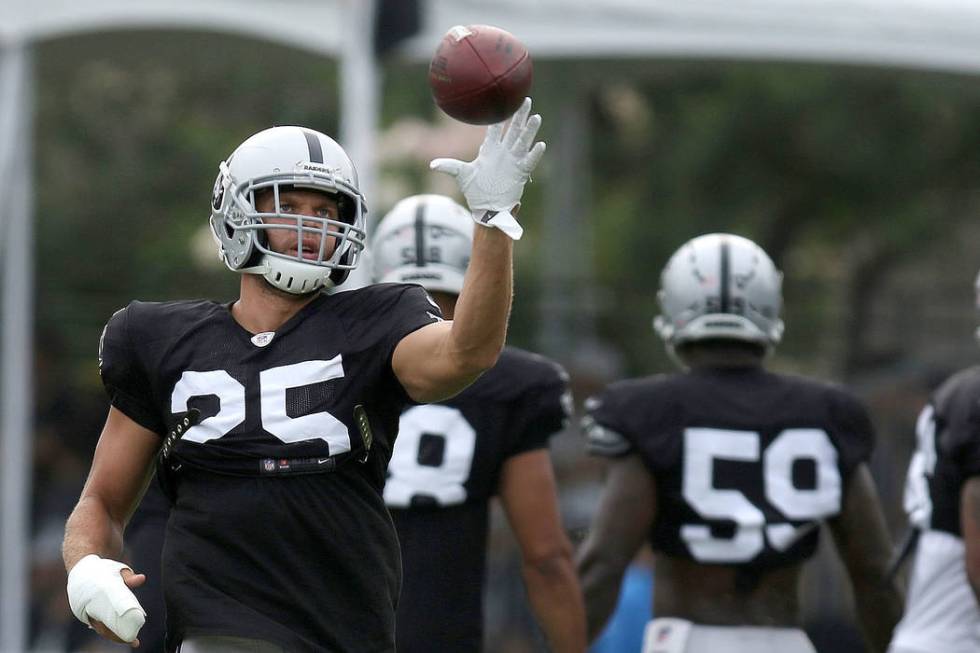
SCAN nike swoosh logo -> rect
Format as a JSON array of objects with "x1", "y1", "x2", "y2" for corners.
[{"x1": 317, "y1": 458, "x2": 331, "y2": 464}]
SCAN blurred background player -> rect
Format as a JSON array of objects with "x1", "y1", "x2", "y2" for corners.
[
  {"x1": 577, "y1": 233, "x2": 902, "y2": 653},
  {"x1": 887, "y1": 269, "x2": 980, "y2": 653},
  {"x1": 373, "y1": 194, "x2": 587, "y2": 653}
]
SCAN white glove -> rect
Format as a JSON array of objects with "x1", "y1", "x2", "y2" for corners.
[
  {"x1": 430, "y1": 97, "x2": 546, "y2": 240},
  {"x1": 67, "y1": 554, "x2": 146, "y2": 643}
]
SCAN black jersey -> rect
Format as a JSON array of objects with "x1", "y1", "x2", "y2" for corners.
[
  {"x1": 384, "y1": 347, "x2": 570, "y2": 653},
  {"x1": 905, "y1": 366, "x2": 980, "y2": 536},
  {"x1": 585, "y1": 366, "x2": 873, "y2": 567},
  {"x1": 98, "y1": 284, "x2": 441, "y2": 652}
]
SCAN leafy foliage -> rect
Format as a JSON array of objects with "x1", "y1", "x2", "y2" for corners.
[
  {"x1": 35, "y1": 31, "x2": 341, "y2": 383},
  {"x1": 31, "y1": 34, "x2": 980, "y2": 386}
]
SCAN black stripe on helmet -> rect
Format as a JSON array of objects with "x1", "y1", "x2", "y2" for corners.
[
  {"x1": 720, "y1": 237, "x2": 731, "y2": 313},
  {"x1": 302, "y1": 130, "x2": 324, "y2": 163},
  {"x1": 414, "y1": 201, "x2": 427, "y2": 267}
]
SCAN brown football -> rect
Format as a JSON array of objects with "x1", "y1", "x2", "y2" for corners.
[{"x1": 428, "y1": 25, "x2": 533, "y2": 125}]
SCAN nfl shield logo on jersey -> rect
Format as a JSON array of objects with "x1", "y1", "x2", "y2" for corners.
[{"x1": 251, "y1": 331, "x2": 275, "y2": 347}]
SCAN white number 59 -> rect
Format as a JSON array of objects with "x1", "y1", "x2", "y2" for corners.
[{"x1": 681, "y1": 427, "x2": 841, "y2": 562}]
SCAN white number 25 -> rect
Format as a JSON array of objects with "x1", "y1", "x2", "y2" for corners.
[{"x1": 169, "y1": 356, "x2": 352, "y2": 454}]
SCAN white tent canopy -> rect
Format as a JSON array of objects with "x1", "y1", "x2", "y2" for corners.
[
  {"x1": 8, "y1": 0, "x2": 980, "y2": 70},
  {"x1": 406, "y1": 0, "x2": 980, "y2": 73},
  {"x1": 0, "y1": 0, "x2": 346, "y2": 53},
  {"x1": 5, "y1": 1, "x2": 980, "y2": 650}
]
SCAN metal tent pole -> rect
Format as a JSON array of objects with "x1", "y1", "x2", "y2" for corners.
[
  {"x1": 339, "y1": 0, "x2": 379, "y2": 290},
  {"x1": 0, "y1": 39, "x2": 35, "y2": 653},
  {"x1": 539, "y1": 87, "x2": 593, "y2": 358}
]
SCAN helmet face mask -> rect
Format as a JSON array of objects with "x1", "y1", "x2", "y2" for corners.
[
  {"x1": 654, "y1": 233, "x2": 784, "y2": 359},
  {"x1": 371, "y1": 194, "x2": 474, "y2": 295},
  {"x1": 210, "y1": 126, "x2": 367, "y2": 294}
]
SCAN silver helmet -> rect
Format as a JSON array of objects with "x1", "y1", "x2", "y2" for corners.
[
  {"x1": 654, "y1": 233, "x2": 784, "y2": 350},
  {"x1": 371, "y1": 194, "x2": 473, "y2": 294},
  {"x1": 209, "y1": 126, "x2": 366, "y2": 294}
]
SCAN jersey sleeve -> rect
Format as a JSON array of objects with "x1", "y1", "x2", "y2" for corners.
[
  {"x1": 506, "y1": 363, "x2": 572, "y2": 456},
  {"x1": 98, "y1": 304, "x2": 165, "y2": 435},
  {"x1": 582, "y1": 386, "x2": 634, "y2": 458},
  {"x1": 380, "y1": 284, "x2": 444, "y2": 364},
  {"x1": 828, "y1": 389, "x2": 875, "y2": 475},
  {"x1": 343, "y1": 283, "x2": 444, "y2": 366}
]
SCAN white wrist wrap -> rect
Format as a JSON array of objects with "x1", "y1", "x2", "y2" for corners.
[
  {"x1": 67, "y1": 554, "x2": 146, "y2": 642},
  {"x1": 474, "y1": 209, "x2": 523, "y2": 240}
]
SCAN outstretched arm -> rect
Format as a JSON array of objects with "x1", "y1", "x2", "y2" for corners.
[
  {"x1": 392, "y1": 99, "x2": 545, "y2": 403},
  {"x1": 392, "y1": 224, "x2": 512, "y2": 402},
  {"x1": 961, "y1": 476, "x2": 980, "y2": 603},
  {"x1": 499, "y1": 450, "x2": 586, "y2": 653},
  {"x1": 826, "y1": 464, "x2": 903, "y2": 653},
  {"x1": 576, "y1": 454, "x2": 657, "y2": 641}
]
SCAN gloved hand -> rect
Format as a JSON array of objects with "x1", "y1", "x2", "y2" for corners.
[
  {"x1": 67, "y1": 554, "x2": 146, "y2": 644},
  {"x1": 430, "y1": 97, "x2": 546, "y2": 240}
]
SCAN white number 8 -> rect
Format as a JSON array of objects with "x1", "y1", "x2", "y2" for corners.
[{"x1": 384, "y1": 405, "x2": 477, "y2": 508}]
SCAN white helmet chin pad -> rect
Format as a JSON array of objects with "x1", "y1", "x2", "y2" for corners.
[
  {"x1": 241, "y1": 257, "x2": 335, "y2": 295},
  {"x1": 654, "y1": 233, "x2": 784, "y2": 350},
  {"x1": 209, "y1": 126, "x2": 367, "y2": 294},
  {"x1": 372, "y1": 194, "x2": 473, "y2": 295}
]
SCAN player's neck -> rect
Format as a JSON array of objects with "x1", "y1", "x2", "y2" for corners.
[
  {"x1": 430, "y1": 291, "x2": 458, "y2": 319},
  {"x1": 681, "y1": 349, "x2": 765, "y2": 370},
  {"x1": 232, "y1": 274, "x2": 320, "y2": 334}
]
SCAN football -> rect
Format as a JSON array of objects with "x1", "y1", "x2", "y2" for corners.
[{"x1": 428, "y1": 24, "x2": 533, "y2": 125}]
